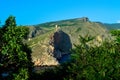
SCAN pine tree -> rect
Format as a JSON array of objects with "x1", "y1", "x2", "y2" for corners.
[
  {"x1": 0, "y1": 16, "x2": 33, "y2": 80},
  {"x1": 63, "y1": 35, "x2": 120, "y2": 80}
]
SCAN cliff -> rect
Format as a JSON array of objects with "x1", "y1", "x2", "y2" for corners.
[{"x1": 49, "y1": 30, "x2": 72, "y2": 59}]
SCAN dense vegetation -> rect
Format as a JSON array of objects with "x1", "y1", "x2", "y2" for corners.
[
  {"x1": 110, "y1": 30, "x2": 120, "y2": 43},
  {"x1": 0, "y1": 16, "x2": 33, "y2": 80},
  {"x1": 63, "y1": 35, "x2": 120, "y2": 80}
]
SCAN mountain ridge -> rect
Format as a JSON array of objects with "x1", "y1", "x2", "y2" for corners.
[{"x1": 26, "y1": 17, "x2": 112, "y2": 67}]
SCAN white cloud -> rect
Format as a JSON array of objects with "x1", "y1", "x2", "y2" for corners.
[{"x1": 117, "y1": 20, "x2": 120, "y2": 23}]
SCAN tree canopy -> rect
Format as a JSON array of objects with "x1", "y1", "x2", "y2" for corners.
[{"x1": 0, "y1": 16, "x2": 33, "y2": 80}]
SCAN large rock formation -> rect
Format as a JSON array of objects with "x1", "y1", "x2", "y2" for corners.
[{"x1": 49, "y1": 30, "x2": 72, "y2": 59}]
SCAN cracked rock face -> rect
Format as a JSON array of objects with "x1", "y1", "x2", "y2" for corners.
[{"x1": 49, "y1": 30, "x2": 72, "y2": 59}]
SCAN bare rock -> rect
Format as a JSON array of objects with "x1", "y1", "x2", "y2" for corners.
[{"x1": 49, "y1": 30, "x2": 72, "y2": 59}]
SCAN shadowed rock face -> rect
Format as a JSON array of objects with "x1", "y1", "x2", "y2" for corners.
[{"x1": 49, "y1": 30, "x2": 72, "y2": 59}]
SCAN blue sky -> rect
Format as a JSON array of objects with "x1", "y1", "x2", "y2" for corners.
[{"x1": 0, "y1": 0, "x2": 120, "y2": 25}]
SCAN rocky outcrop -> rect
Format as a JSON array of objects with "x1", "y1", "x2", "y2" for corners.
[
  {"x1": 33, "y1": 56, "x2": 59, "y2": 66},
  {"x1": 77, "y1": 17, "x2": 89, "y2": 22},
  {"x1": 28, "y1": 26, "x2": 47, "y2": 39},
  {"x1": 82, "y1": 17, "x2": 89, "y2": 22},
  {"x1": 49, "y1": 30, "x2": 72, "y2": 59}
]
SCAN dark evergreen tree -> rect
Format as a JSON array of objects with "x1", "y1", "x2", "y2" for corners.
[
  {"x1": 110, "y1": 30, "x2": 120, "y2": 43},
  {"x1": 63, "y1": 35, "x2": 120, "y2": 80},
  {"x1": 0, "y1": 16, "x2": 33, "y2": 80}
]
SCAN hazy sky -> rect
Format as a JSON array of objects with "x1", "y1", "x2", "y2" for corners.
[{"x1": 0, "y1": 0, "x2": 120, "y2": 25}]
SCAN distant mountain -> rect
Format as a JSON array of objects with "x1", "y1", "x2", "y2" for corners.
[
  {"x1": 26, "y1": 17, "x2": 112, "y2": 67},
  {"x1": 34, "y1": 17, "x2": 90, "y2": 28},
  {"x1": 104, "y1": 23, "x2": 120, "y2": 30}
]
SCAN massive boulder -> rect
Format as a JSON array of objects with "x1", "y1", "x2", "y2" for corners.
[{"x1": 49, "y1": 30, "x2": 72, "y2": 59}]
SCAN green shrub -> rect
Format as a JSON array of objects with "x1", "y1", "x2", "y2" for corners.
[
  {"x1": 63, "y1": 35, "x2": 120, "y2": 80},
  {"x1": 0, "y1": 16, "x2": 33, "y2": 80}
]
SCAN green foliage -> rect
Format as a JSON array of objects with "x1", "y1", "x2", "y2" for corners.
[
  {"x1": 0, "y1": 16, "x2": 33, "y2": 80},
  {"x1": 110, "y1": 30, "x2": 120, "y2": 43},
  {"x1": 13, "y1": 68, "x2": 29, "y2": 80},
  {"x1": 63, "y1": 35, "x2": 120, "y2": 80},
  {"x1": 110, "y1": 30, "x2": 120, "y2": 37}
]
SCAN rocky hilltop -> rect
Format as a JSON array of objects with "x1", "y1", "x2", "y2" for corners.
[{"x1": 27, "y1": 17, "x2": 112, "y2": 66}]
